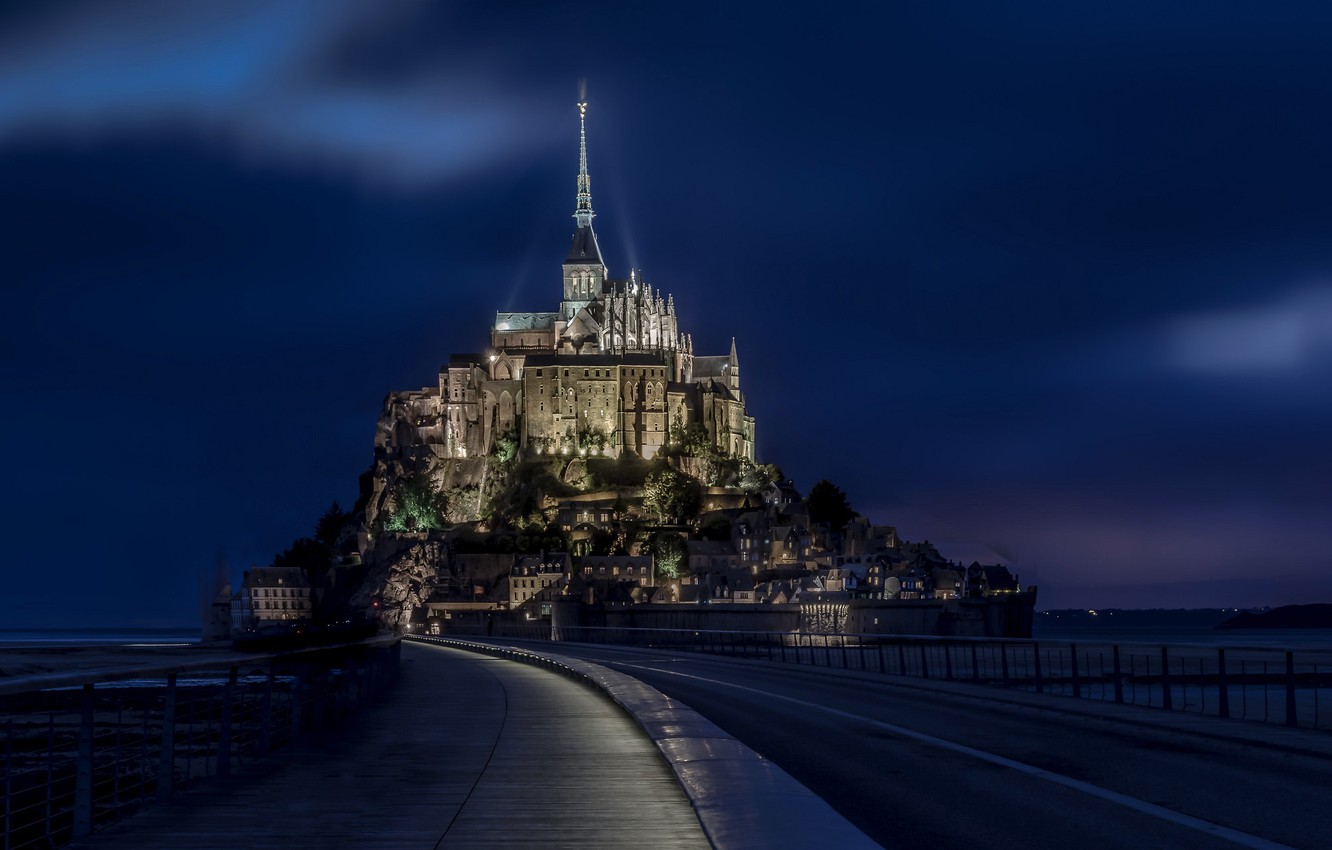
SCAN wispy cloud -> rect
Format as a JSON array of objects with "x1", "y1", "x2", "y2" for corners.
[
  {"x1": 0, "y1": 1, "x2": 548, "y2": 186},
  {"x1": 1169, "y1": 286, "x2": 1332, "y2": 375}
]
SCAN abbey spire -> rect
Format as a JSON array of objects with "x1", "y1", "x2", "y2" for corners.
[{"x1": 574, "y1": 100, "x2": 595, "y2": 228}]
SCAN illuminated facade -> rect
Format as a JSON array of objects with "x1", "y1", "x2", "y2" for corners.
[
  {"x1": 380, "y1": 102, "x2": 755, "y2": 465},
  {"x1": 231, "y1": 567, "x2": 312, "y2": 630}
]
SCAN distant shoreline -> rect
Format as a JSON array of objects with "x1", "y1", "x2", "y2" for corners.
[{"x1": 0, "y1": 627, "x2": 199, "y2": 649}]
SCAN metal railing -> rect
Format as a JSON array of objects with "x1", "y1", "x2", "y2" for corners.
[
  {"x1": 522, "y1": 626, "x2": 1332, "y2": 731},
  {"x1": 1, "y1": 638, "x2": 400, "y2": 850}
]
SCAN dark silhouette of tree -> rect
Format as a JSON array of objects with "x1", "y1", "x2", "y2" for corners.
[
  {"x1": 806, "y1": 480, "x2": 858, "y2": 531},
  {"x1": 314, "y1": 501, "x2": 347, "y2": 551},
  {"x1": 699, "y1": 514, "x2": 733, "y2": 541},
  {"x1": 273, "y1": 536, "x2": 331, "y2": 582}
]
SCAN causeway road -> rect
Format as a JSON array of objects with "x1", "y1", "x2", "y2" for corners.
[
  {"x1": 481, "y1": 639, "x2": 1332, "y2": 850},
  {"x1": 73, "y1": 641, "x2": 709, "y2": 850}
]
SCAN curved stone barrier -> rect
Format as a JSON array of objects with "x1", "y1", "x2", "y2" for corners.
[{"x1": 409, "y1": 636, "x2": 880, "y2": 850}]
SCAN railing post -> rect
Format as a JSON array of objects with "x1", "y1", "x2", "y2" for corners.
[
  {"x1": 919, "y1": 643, "x2": 929, "y2": 680},
  {"x1": 46, "y1": 714, "x2": 55, "y2": 842},
  {"x1": 1000, "y1": 642, "x2": 1010, "y2": 688},
  {"x1": 290, "y1": 676, "x2": 305, "y2": 744},
  {"x1": 877, "y1": 642, "x2": 885, "y2": 674},
  {"x1": 1070, "y1": 643, "x2": 1080, "y2": 698},
  {"x1": 971, "y1": 644, "x2": 980, "y2": 682},
  {"x1": 158, "y1": 673, "x2": 177, "y2": 802},
  {"x1": 1286, "y1": 651, "x2": 1298, "y2": 727},
  {"x1": 74, "y1": 683, "x2": 94, "y2": 839},
  {"x1": 1113, "y1": 645, "x2": 1123, "y2": 704},
  {"x1": 840, "y1": 636, "x2": 849, "y2": 669},
  {"x1": 943, "y1": 644, "x2": 953, "y2": 680},
  {"x1": 260, "y1": 667, "x2": 275, "y2": 755},
  {"x1": 1160, "y1": 647, "x2": 1173, "y2": 710},
  {"x1": 1032, "y1": 642, "x2": 1043, "y2": 694},
  {"x1": 5, "y1": 719, "x2": 12, "y2": 850},
  {"x1": 1217, "y1": 648, "x2": 1230, "y2": 719},
  {"x1": 218, "y1": 666, "x2": 237, "y2": 778}
]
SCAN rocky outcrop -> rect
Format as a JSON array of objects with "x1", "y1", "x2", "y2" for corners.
[{"x1": 351, "y1": 534, "x2": 447, "y2": 631}]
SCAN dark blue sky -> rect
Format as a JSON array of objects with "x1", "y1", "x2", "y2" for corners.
[{"x1": 5, "y1": 1, "x2": 1332, "y2": 626}]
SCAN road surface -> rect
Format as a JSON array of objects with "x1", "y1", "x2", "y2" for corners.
[{"x1": 507, "y1": 640, "x2": 1332, "y2": 850}]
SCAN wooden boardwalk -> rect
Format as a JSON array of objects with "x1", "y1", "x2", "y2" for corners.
[{"x1": 70, "y1": 642, "x2": 710, "y2": 849}]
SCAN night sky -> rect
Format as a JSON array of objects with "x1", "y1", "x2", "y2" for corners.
[{"x1": 5, "y1": 2, "x2": 1332, "y2": 627}]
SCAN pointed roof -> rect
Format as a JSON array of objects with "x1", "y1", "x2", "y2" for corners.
[
  {"x1": 566, "y1": 225, "x2": 605, "y2": 266},
  {"x1": 566, "y1": 100, "x2": 607, "y2": 267}
]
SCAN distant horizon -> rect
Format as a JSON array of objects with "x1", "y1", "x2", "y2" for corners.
[{"x1": 10, "y1": 602, "x2": 1332, "y2": 634}]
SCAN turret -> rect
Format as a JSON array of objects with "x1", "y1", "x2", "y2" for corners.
[{"x1": 727, "y1": 337, "x2": 741, "y2": 393}]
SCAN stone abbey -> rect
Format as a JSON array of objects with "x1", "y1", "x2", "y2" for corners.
[{"x1": 377, "y1": 103, "x2": 756, "y2": 468}]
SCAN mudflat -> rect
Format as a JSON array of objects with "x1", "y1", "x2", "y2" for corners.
[{"x1": 0, "y1": 644, "x2": 234, "y2": 682}]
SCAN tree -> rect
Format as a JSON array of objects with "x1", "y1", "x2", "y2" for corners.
[
  {"x1": 652, "y1": 533, "x2": 688, "y2": 580},
  {"x1": 314, "y1": 501, "x2": 347, "y2": 551},
  {"x1": 384, "y1": 472, "x2": 449, "y2": 532},
  {"x1": 273, "y1": 536, "x2": 332, "y2": 582},
  {"x1": 493, "y1": 434, "x2": 518, "y2": 464},
  {"x1": 806, "y1": 479, "x2": 858, "y2": 531},
  {"x1": 738, "y1": 460, "x2": 782, "y2": 494},
  {"x1": 699, "y1": 514, "x2": 733, "y2": 542},
  {"x1": 643, "y1": 463, "x2": 701, "y2": 522}
]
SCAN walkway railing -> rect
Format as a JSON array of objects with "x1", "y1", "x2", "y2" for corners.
[
  {"x1": 496, "y1": 625, "x2": 1332, "y2": 732},
  {"x1": 0, "y1": 638, "x2": 400, "y2": 850}
]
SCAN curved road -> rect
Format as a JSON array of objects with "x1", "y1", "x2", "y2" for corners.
[
  {"x1": 499, "y1": 641, "x2": 1332, "y2": 850},
  {"x1": 74, "y1": 643, "x2": 708, "y2": 850}
]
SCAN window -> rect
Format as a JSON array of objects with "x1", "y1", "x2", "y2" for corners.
[{"x1": 536, "y1": 369, "x2": 543, "y2": 377}]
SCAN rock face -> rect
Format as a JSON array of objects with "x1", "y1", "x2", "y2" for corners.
[
  {"x1": 562, "y1": 457, "x2": 589, "y2": 489},
  {"x1": 351, "y1": 534, "x2": 446, "y2": 631}
]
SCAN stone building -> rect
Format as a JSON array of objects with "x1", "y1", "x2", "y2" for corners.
[
  {"x1": 232, "y1": 567, "x2": 312, "y2": 631},
  {"x1": 509, "y1": 552, "x2": 569, "y2": 609},
  {"x1": 375, "y1": 102, "x2": 756, "y2": 477}
]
